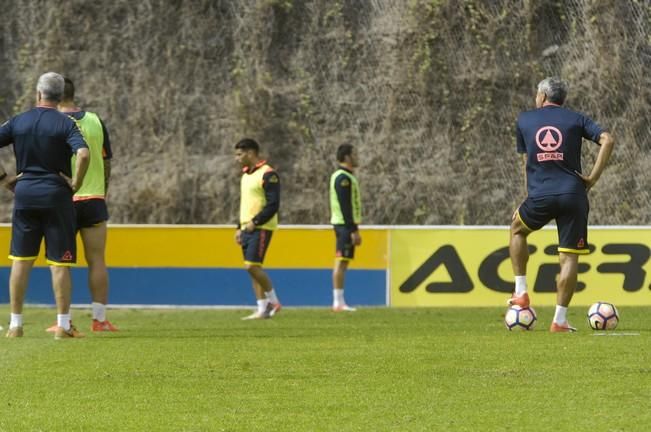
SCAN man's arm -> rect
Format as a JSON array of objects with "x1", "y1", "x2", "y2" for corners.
[
  {"x1": 520, "y1": 154, "x2": 527, "y2": 194},
  {"x1": 104, "y1": 159, "x2": 111, "y2": 195},
  {"x1": 0, "y1": 120, "x2": 17, "y2": 191},
  {"x1": 100, "y1": 118, "x2": 112, "y2": 194},
  {"x1": 250, "y1": 171, "x2": 280, "y2": 228},
  {"x1": 0, "y1": 118, "x2": 13, "y2": 148},
  {"x1": 71, "y1": 148, "x2": 90, "y2": 192},
  {"x1": 334, "y1": 174, "x2": 357, "y2": 230},
  {"x1": 577, "y1": 132, "x2": 615, "y2": 191},
  {"x1": 64, "y1": 119, "x2": 90, "y2": 192}
]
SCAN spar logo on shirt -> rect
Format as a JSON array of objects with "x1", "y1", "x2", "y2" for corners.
[{"x1": 535, "y1": 126, "x2": 563, "y2": 162}]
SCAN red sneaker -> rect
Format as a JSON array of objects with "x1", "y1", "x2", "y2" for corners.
[
  {"x1": 92, "y1": 319, "x2": 119, "y2": 332},
  {"x1": 507, "y1": 292, "x2": 530, "y2": 308},
  {"x1": 268, "y1": 302, "x2": 282, "y2": 317},
  {"x1": 549, "y1": 322, "x2": 577, "y2": 333}
]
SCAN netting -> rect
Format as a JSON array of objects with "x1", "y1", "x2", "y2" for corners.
[
  {"x1": 267, "y1": 0, "x2": 651, "y2": 225},
  {"x1": 0, "y1": 0, "x2": 649, "y2": 224}
]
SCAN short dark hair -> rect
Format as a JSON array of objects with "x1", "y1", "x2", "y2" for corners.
[
  {"x1": 63, "y1": 77, "x2": 75, "y2": 101},
  {"x1": 235, "y1": 138, "x2": 260, "y2": 154},
  {"x1": 336, "y1": 143, "x2": 354, "y2": 162}
]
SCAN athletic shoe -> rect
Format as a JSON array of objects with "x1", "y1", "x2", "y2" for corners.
[
  {"x1": 507, "y1": 292, "x2": 530, "y2": 308},
  {"x1": 333, "y1": 304, "x2": 357, "y2": 312},
  {"x1": 549, "y1": 322, "x2": 577, "y2": 333},
  {"x1": 5, "y1": 327, "x2": 23, "y2": 338},
  {"x1": 241, "y1": 310, "x2": 270, "y2": 320},
  {"x1": 268, "y1": 302, "x2": 282, "y2": 317},
  {"x1": 92, "y1": 319, "x2": 119, "y2": 332},
  {"x1": 54, "y1": 325, "x2": 85, "y2": 339},
  {"x1": 46, "y1": 321, "x2": 77, "y2": 333}
]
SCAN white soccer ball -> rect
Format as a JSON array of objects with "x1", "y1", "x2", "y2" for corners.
[
  {"x1": 587, "y1": 302, "x2": 619, "y2": 330},
  {"x1": 504, "y1": 305, "x2": 537, "y2": 331}
]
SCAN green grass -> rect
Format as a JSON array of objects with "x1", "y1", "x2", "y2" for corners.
[{"x1": 1, "y1": 306, "x2": 650, "y2": 432}]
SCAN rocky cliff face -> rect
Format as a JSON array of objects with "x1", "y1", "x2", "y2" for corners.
[{"x1": 1, "y1": 0, "x2": 649, "y2": 224}]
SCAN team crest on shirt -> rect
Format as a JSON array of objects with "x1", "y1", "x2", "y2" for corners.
[
  {"x1": 535, "y1": 126, "x2": 564, "y2": 162},
  {"x1": 268, "y1": 174, "x2": 279, "y2": 183},
  {"x1": 341, "y1": 179, "x2": 350, "y2": 187}
]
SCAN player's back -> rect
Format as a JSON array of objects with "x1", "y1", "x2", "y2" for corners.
[
  {"x1": 11, "y1": 107, "x2": 81, "y2": 179},
  {"x1": 10, "y1": 107, "x2": 86, "y2": 208},
  {"x1": 516, "y1": 104, "x2": 603, "y2": 197}
]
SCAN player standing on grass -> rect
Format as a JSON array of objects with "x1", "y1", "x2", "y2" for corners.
[
  {"x1": 234, "y1": 138, "x2": 282, "y2": 320},
  {"x1": 508, "y1": 77, "x2": 614, "y2": 332},
  {"x1": 0, "y1": 72, "x2": 90, "y2": 339},
  {"x1": 329, "y1": 143, "x2": 362, "y2": 312},
  {"x1": 56, "y1": 77, "x2": 117, "y2": 332}
]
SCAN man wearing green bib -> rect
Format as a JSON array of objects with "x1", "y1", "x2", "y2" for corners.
[
  {"x1": 57, "y1": 77, "x2": 117, "y2": 332},
  {"x1": 329, "y1": 144, "x2": 362, "y2": 312}
]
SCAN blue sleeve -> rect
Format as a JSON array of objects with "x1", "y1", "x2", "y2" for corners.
[
  {"x1": 516, "y1": 119, "x2": 526, "y2": 154},
  {"x1": 252, "y1": 171, "x2": 280, "y2": 226},
  {"x1": 0, "y1": 118, "x2": 13, "y2": 148},
  {"x1": 100, "y1": 118, "x2": 112, "y2": 159},
  {"x1": 65, "y1": 118, "x2": 88, "y2": 153},
  {"x1": 581, "y1": 114, "x2": 604, "y2": 144},
  {"x1": 334, "y1": 174, "x2": 357, "y2": 229}
]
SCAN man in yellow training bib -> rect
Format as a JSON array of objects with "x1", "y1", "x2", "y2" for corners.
[
  {"x1": 329, "y1": 143, "x2": 362, "y2": 312},
  {"x1": 235, "y1": 138, "x2": 282, "y2": 320},
  {"x1": 57, "y1": 77, "x2": 117, "y2": 332}
]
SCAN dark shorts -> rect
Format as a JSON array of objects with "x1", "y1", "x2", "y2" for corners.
[
  {"x1": 517, "y1": 193, "x2": 589, "y2": 254},
  {"x1": 241, "y1": 229, "x2": 273, "y2": 265},
  {"x1": 75, "y1": 199, "x2": 109, "y2": 230},
  {"x1": 334, "y1": 225, "x2": 356, "y2": 260},
  {"x1": 10, "y1": 205, "x2": 77, "y2": 265}
]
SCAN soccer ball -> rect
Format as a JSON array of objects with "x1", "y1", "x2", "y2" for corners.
[
  {"x1": 504, "y1": 305, "x2": 537, "y2": 331},
  {"x1": 587, "y1": 302, "x2": 619, "y2": 330}
]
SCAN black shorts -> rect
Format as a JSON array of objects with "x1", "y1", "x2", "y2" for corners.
[
  {"x1": 517, "y1": 193, "x2": 589, "y2": 254},
  {"x1": 10, "y1": 205, "x2": 77, "y2": 265},
  {"x1": 334, "y1": 225, "x2": 356, "y2": 260},
  {"x1": 75, "y1": 199, "x2": 109, "y2": 229},
  {"x1": 241, "y1": 229, "x2": 273, "y2": 265}
]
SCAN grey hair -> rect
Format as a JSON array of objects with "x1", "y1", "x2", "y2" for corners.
[
  {"x1": 537, "y1": 77, "x2": 568, "y2": 105},
  {"x1": 36, "y1": 72, "x2": 65, "y2": 102}
]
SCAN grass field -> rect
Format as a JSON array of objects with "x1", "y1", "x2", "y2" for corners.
[{"x1": 1, "y1": 306, "x2": 649, "y2": 431}]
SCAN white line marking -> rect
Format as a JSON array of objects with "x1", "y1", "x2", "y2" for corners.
[{"x1": 591, "y1": 332, "x2": 641, "y2": 336}]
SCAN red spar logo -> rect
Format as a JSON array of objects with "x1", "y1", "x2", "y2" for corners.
[{"x1": 535, "y1": 126, "x2": 563, "y2": 152}]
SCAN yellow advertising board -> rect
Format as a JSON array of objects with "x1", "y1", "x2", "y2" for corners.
[
  {"x1": 0, "y1": 224, "x2": 387, "y2": 270},
  {"x1": 390, "y1": 227, "x2": 651, "y2": 306}
]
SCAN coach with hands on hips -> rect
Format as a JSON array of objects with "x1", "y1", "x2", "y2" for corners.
[{"x1": 0, "y1": 72, "x2": 90, "y2": 339}]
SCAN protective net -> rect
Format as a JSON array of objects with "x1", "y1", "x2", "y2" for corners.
[{"x1": 0, "y1": 0, "x2": 648, "y2": 224}]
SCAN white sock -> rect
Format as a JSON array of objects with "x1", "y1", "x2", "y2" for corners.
[
  {"x1": 553, "y1": 305, "x2": 568, "y2": 324},
  {"x1": 514, "y1": 275, "x2": 527, "y2": 295},
  {"x1": 333, "y1": 289, "x2": 345, "y2": 307},
  {"x1": 92, "y1": 302, "x2": 107, "y2": 322},
  {"x1": 265, "y1": 289, "x2": 279, "y2": 305},
  {"x1": 57, "y1": 314, "x2": 71, "y2": 331},
  {"x1": 10, "y1": 313, "x2": 23, "y2": 329},
  {"x1": 256, "y1": 299, "x2": 269, "y2": 314}
]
